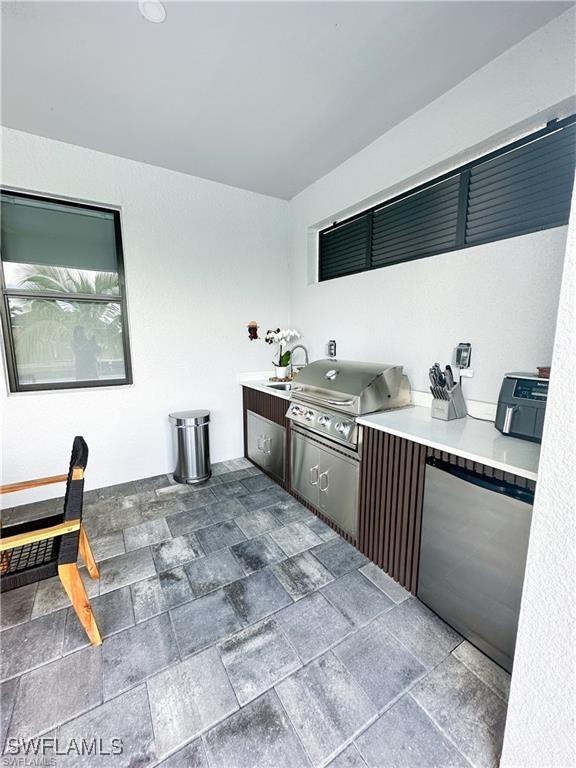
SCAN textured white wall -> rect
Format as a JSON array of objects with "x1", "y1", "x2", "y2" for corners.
[
  {"x1": 501, "y1": 188, "x2": 576, "y2": 768},
  {"x1": 288, "y1": 228, "x2": 567, "y2": 404},
  {"x1": 0, "y1": 128, "x2": 290, "y2": 502},
  {"x1": 289, "y1": 9, "x2": 575, "y2": 404}
]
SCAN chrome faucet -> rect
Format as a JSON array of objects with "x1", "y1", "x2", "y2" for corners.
[{"x1": 290, "y1": 344, "x2": 309, "y2": 374}]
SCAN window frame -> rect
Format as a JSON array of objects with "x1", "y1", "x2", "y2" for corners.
[
  {"x1": 0, "y1": 189, "x2": 133, "y2": 393},
  {"x1": 318, "y1": 113, "x2": 576, "y2": 282}
]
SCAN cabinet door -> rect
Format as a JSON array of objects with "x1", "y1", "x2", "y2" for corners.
[
  {"x1": 261, "y1": 418, "x2": 285, "y2": 482},
  {"x1": 246, "y1": 411, "x2": 265, "y2": 470},
  {"x1": 246, "y1": 411, "x2": 285, "y2": 481},
  {"x1": 290, "y1": 432, "x2": 320, "y2": 508},
  {"x1": 318, "y1": 448, "x2": 359, "y2": 537}
]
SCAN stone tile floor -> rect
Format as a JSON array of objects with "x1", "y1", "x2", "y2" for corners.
[{"x1": 0, "y1": 458, "x2": 511, "y2": 768}]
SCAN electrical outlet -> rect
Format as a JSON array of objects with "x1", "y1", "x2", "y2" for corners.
[{"x1": 327, "y1": 340, "x2": 337, "y2": 358}]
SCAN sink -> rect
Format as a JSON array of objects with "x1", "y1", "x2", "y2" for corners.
[{"x1": 266, "y1": 382, "x2": 292, "y2": 391}]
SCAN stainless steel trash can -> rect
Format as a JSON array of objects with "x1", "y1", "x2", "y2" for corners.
[{"x1": 169, "y1": 410, "x2": 211, "y2": 484}]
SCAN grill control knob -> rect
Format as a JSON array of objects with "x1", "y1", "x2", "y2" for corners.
[
  {"x1": 290, "y1": 405, "x2": 300, "y2": 415},
  {"x1": 335, "y1": 422, "x2": 350, "y2": 436},
  {"x1": 305, "y1": 410, "x2": 314, "y2": 422},
  {"x1": 318, "y1": 415, "x2": 331, "y2": 427}
]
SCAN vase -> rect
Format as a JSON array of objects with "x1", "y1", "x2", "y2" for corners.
[{"x1": 274, "y1": 365, "x2": 289, "y2": 380}]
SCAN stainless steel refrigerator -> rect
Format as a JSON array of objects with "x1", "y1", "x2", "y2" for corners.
[{"x1": 418, "y1": 457, "x2": 534, "y2": 672}]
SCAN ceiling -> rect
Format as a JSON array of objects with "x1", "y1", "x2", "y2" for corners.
[{"x1": 1, "y1": 1, "x2": 571, "y2": 199}]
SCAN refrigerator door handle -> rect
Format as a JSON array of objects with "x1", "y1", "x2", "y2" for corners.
[{"x1": 426, "y1": 456, "x2": 534, "y2": 504}]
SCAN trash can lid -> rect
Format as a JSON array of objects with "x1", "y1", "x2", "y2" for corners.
[{"x1": 169, "y1": 409, "x2": 210, "y2": 426}]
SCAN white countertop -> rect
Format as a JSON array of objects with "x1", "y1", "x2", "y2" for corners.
[
  {"x1": 358, "y1": 406, "x2": 539, "y2": 481},
  {"x1": 239, "y1": 375, "x2": 539, "y2": 481}
]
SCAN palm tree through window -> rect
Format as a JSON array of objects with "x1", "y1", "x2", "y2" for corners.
[{"x1": 0, "y1": 192, "x2": 132, "y2": 391}]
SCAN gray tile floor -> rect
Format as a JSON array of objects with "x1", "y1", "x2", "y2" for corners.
[{"x1": 1, "y1": 459, "x2": 511, "y2": 768}]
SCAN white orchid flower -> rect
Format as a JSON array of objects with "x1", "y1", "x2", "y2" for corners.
[{"x1": 264, "y1": 328, "x2": 301, "y2": 368}]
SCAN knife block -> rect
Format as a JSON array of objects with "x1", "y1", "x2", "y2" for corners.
[{"x1": 431, "y1": 383, "x2": 467, "y2": 421}]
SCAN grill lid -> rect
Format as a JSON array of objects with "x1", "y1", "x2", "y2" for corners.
[
  {"x1": 291, "y1": 359, "x2": 412, "y2": 416},
  {"x1": 293, "y1": 359, "x2": 391, "y2": 395}
]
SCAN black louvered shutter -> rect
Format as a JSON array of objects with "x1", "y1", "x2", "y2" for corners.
[
  {"x1": 465, "y1": 124, "x2": 576, "y2": 245},
  {"x1": 371, "y1": 175, "x2": 461, "y2": 268},
  {"x1": 318, "y1": 118, "x2": 575, "y2": 282},
  {"x1": 319, "y1": 213, "x2": 370, "y2": 281}
]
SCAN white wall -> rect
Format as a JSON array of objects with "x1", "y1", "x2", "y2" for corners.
[
  {"x1": 0, "y1": 128, "x2": 290, "y2": 502},
  {"x1": 289, "y1": 9, "x2": 575, "y2": 405},
  {"x1": 501, "y1": 189, "x2": 576, "y2": 768}
]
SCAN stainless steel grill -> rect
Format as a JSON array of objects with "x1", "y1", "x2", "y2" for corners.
[
  {"x1": 286, "y1": 359, "x2": 411, "y2": 447},
  {"x1": 286, "y1": 359, "x2": 411, "y2": 537}
]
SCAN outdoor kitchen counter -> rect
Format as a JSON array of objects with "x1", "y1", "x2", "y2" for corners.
[
  {"x1": 357, "y1": 405, "x2": 539, "y2": 481},
  {"x1": 239, "y1": 377, "x2": 539, "y2": 480}
]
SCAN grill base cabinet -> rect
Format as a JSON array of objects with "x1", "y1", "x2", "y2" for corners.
[
  {"x1": 246, "y1": 411, "x2": 285, "y2": 482},
  {"x1": 242, "y1": 386, "x2": 357, "y2": 541},
  {"x1": 291, "y1": 429, "x2": 358, "y2": 537}
]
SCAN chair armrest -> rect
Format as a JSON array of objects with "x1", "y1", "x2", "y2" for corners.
[
  {"x1": 0, "y1": 519, "x2": 81, "y2": 552},
  {"x1": 0, "y1": 468, "x2": 84, "y2": 495}
]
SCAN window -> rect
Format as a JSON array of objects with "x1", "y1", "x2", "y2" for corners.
[
  {"x1": 319, "y1": 116, "x2": 576, "y2": 282},
  {"x1": 0, "y1": 191, "x2": 132, "y2": 392}
]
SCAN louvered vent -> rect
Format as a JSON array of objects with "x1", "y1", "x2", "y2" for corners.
[
  {"x1": 466, "y1": 124, "x2": 576, "y2": 245},
  {"x1": 319, "y1": 213, "x2": 370, "y2": 281},
  {"x1": 372, "y1": 176, "x2": 460, "y2": 267},
  {"x1": 317, "y1": 117, "x2": 575, "y2": 282}
]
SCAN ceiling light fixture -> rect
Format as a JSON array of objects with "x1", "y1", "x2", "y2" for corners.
[{"x1": 138, "y1": 1, "x2": 166, "y2": 24}]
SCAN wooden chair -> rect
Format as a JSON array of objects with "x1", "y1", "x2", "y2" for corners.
[{"x1": 0, "y1": 436, "x2": 102, "y2": 645}]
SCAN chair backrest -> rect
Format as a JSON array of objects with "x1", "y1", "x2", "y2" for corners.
[
  {"x1": 63, "y1": 436, "x2": 89, "y2": 523},
  {"x1": 1, "y1": 437, "x2": 89, "y2": 590}
]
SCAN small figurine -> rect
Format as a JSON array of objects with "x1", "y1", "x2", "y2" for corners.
[{"x1": 247, "y1": 321, "x2": 259, "y2": 341}]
